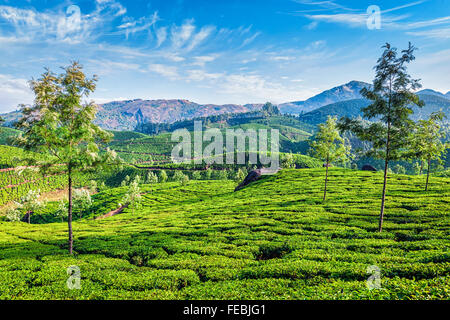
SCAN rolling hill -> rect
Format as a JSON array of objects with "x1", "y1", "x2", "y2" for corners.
[
  {"x1": 2, "y1": 81, "x2": 448, "y2": 131},
  {"x1": 93, "y1": 100, "x2": 263, "y2": 131},
  {"x1": 0, "y1": 168, "x2": 448, "y2": 299},
  {"x1": 298, "y1": 93, "x2": 450, "y2": 126}
]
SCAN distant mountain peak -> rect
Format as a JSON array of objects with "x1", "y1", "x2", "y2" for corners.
[
  {"x1": 278, "y1": 80, "x2": 371, "y2": 114},
  {"x1": 417, "y1": 89, "x2": 446, "y2": 98}
]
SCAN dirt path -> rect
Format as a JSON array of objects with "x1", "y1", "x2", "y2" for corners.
[{"x1": 95, "y1": 204, "x2": 129, "y2": 220}]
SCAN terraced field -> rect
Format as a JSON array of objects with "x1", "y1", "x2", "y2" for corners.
[{"x1": 0, "y1": 168, "x2": 448, "y2": 299}]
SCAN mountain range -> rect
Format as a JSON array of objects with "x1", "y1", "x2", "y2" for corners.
[
  {"x1": 1, "y1": 80, "x2": 449, "y2": 131},
  {"x1": 278, "y1": 80, "x2": 371, "y2": 114}
]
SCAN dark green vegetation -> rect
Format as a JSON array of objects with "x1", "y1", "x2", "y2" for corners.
[
  {"x1": 0, "y1": 169, "x2": 448, "y2": 299},
  {"x1": 0, "y1": 44, "x2": 448, "y2": 300}
]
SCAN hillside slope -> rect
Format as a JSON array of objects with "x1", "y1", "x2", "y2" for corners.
[
  {"x1": 279, "y1": 81, "x2": 370, "y2": 114},
  {"x1": 0, "y1": 168, "x2": 448, "y2": 299},
  {"x1": 298, "y1": 94, "x2": 450, "y2": 126}
]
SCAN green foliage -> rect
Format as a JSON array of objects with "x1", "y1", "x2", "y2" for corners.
[
  {"x1": 281, "y1": 153, "x2": 295, "y2": 169},
  {"x1": 310, "y1": 116, "x2": 351, "y2": 201},
  {"x1": 15, "y1": 189, "x2": 43, "y2": 223},
  {"x1": 158, "y1": 170, "x2": 168, "y2": 183},
  {"x1": 72, "y1": 189, "x2": 92, "y2": 219},
  {"x1": 0, "y1": 169, "x2": 448, "y2": 299},
  {"x1": 413, "y1": 112, "x2": 447, "y2": 164},
  {"x1": 191, "y1": 171, "x2": 202, "y2": 181},
  {"x1": 146, "y1": 171, "x2": 158, "y2": 184},
  {"x1": 217, "y1": 170, "x2": 228, "y2": 180},
  {"x1": 310, "y1": 116, "x2": 350, "y2": 165},
  {"x1": 54, "y1": 200, "x2": 68, "y2": 222},
  {"x1": 235, "y1": 168, "x2": 246, "y2": 183},
  {"x1": 172, "y1": 171, "x2": 189, "y2": 185},
  {"x1": 393, "y1": 164, "x2": 406, "y2": 175},
  {"x1": 205, "y1": 168, "x2": 213, "y2": 180},
  {"x1": 13, "y1": 62, "x2": 121, "y2": 253},
  {"x1": 412, "y1": 112, "x2": 449, "y2": 190},
  {"x1": 88, "y1": 180, "x2": 98, "y2": 194},
  {"x1": 338, "y1": 43, "x2": 424, "y2": 232},
  {"x1": 122, "y1": 178, "x2": 142, "y2": 214},
  {"x1": 0, "y1": 127, "x2": 20, "y2": 146},
  {"x1": 5, "y1": 208, "x2": 22, "y2": 222},
  {"x1": 121, "y1": 175, "x2": 131, "y2": 187}
]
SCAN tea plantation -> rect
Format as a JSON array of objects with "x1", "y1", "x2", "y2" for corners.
[{"x1": 0, "y1": 168, "x2": 448, "y2": 299}]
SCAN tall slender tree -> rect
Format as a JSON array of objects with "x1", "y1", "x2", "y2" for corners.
[
  {"x1": 15, "y1": 62, "x2": 119, "y2": 254},
  {"x1": 412, "y1": 111, "x2": 448, "y2": 191},
  {"x1": 310, "y1": 116, "x2": 350, "y2": 202},
  {"x1": 338, "y1": 43, "x2": 424, "y2": 232}
]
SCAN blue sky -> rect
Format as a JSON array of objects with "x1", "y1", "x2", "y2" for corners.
[{"x1": 0, "y1": 0, "x2": 449, "y2": 112}]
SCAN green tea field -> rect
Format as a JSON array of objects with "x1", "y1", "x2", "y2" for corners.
[{"x1": 0, "y1": 169, "x2": 448, "y2": 300}]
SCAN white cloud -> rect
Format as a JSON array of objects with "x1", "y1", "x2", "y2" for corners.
[
  {"x1": 0, "y1": 74, "x2": 33, "y2": 113},
  {"x1": 0, "y1": 1, "x2": 128, "y2": 44},
  {"x1": 240, "y1": 32, "x2": 261, "y2": 47},
  {"x1": 171, "y1": 20, "x2": 196, "y2": 48},
  {"x1": 165, "y1": 53, "x2": 185, "y2": 62},
  {"x1": 305, "y1": 21, "x2": 319, "y2": 30},
  {"x1": 87, "y1": 59, "x2": 142, "y2": 75},
  {"x1": 186, "y1": 69, "x2": 223, "y2": 82},
  {"x1": 186, "y1": 25, "x2": 215, "y2": 51},
  {"x1": 270, "y1": 56, "x2": 295, "y2": 61},
  {"x1": 148, "y1": 64, "x2": 180, "y2": 80},
  {"x1": 155, "y1": 26, "x2": 168, "y2": 47},
  {"x1": 191, "y1": 55, "x2": 217, "y2": 66},
  {"x1": 117, "y1": 12, "x2": 159, "y2": 39},
  {"x1": 407, "y1": 28, "x2": 450, "y2": 39},
  {"x1": 218, "y1": 74, "x2": 303, "y2": 103}
]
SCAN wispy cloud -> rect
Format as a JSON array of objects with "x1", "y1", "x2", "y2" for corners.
[
  {"x1": 0, "y1": 0, "x2": 127, "y2": 44},
  {"x1": 407, "y1": 27, "x2": 450, "y2": 39},
  {"x1": 117, "y1": 12, "x2": 159, "y2": 39},
  {"x1": 0, "y1": 74, "x2": 33, "y2": 111},
  {"x1": 148, "y1": 63, "x2": 180, "y2": 80},
  {"x1": 191, "y1": 55, "x2": 218, "y2": 67}
]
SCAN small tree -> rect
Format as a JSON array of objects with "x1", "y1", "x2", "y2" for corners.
[
  {"x1": 159, "y1": 170, "x2": 168, "y2": 183},
  {"x1": 14, "y1": 62, "x2": 119, "y2": 253},
  {"x1": 310, "y1": 116, "x2": 350, "y2": 202},
  {"x1": 146, "y1": 171, "x2": 158, "y2": 192},
  {"x1": 413, "y1": 111, "x2": 448, "y2": 191},
  {"x1": 6, "y1": 208, "x2": 22, "y2": 222},
  {"x1": 55, "y1": 200, "x2": 68, "y2": 222},
  {"x1": 73, "y1": 189, "x2": 92, "y2": 219},
  {"x1": 181, "y1": 174, "x2": 189, "y2": 186},
  {"x1": 281, "y1": 153, "x2": 295, "y2": 169},
  {"x1": 88, "y1": 180, "x2": 98, "y2": 194},
  {"x1": 338, "y1": 43, "x2": 423, "y2": 232},
  {"x1": 192, "y1": 171, "x2": 202, "y2": 180},
  {"x1": 173, "y1": 171, "x2": 189, "y2": 185},
  {"x1": 122, "y1": 178, "x2": 142, "y2": 214},
  {"x1": 15, "y1": 189, "x2": 43, "y2": 224},
  {"x1": 205, "y1": 168, "x2": 213, "y2": 180},
  {"x1": 412, "y1": 162, "x2": 421, "y2": 175},
  {"x1": 217, "y1": 170, "x2": 228, "y2": 180},
  {"x1": 235, "y1": 168, "x2": 246, "y2": 183},
  {"x1": 121, "y1": 175, "x2": 131, "y2": 187},
  {"x1": 393, "y1": 164, "x2": 406, "y2": 175}
]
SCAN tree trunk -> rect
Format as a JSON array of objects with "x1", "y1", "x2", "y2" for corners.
[
  {"x1": 27, "y1": 212, "x2": 31, "y2": 224},
  {"x1": 379, "y1": 79, "x2": 393, "y2": 233},
  {"x1": 379, "y1": 121, "x2": 391, "y2": 233},
  {"x1": 425, "y1": 158, "x2": 431, "y2": 191},
  {"x1": 323, "y1": 157, "x2": 329, "y2": 202},
  {"x1": 379, "y1": 158, "x2": 389, "y2": 232},
  {"x1": 68, "y1": 164, "x2": 73, "y2": 255},
  {"x1": 419, "y1": 160, "x2": 423, "y2": 175}
]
